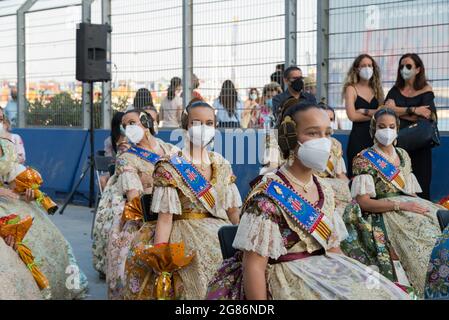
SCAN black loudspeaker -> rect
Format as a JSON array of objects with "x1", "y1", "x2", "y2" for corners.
[{"x1": 76, "y1": 23, "x2": 111, "y2": 82}]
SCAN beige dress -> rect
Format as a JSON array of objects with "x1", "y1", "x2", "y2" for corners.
[
  {"x1": 350, "y1": 145, "x2": 443, "y2": 294},
  {"x1": 123, "y1": 150, "x2": 242, "y2": 300},
  {"x1": 105, "y1": 139, "x2": 173, "y2": 299},
  {"x1": 0, "y1": 237, "x2": 42, "y2": 300},
  {"x1": 0, "y1": 138, "x2": 88, "y2": 300},
  {"x1": 232, "y1": 169, "x2": 409, "y2": 299}
]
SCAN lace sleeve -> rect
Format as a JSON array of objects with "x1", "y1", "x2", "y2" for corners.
[
  {"x1": 405, "y1": 173, "x2": 423, "y2": 194},
  {"x1": 351, "y1": 174, "x2": 377, "y2": 198},
  {"x1": 150, "y1": 186, "x2": 182, "y2": 215},
  {"x1": 232, "y1": 195, "x2": 287, "y2": 259},
  {"x1": 327, "y1": 210, "x2": 349, "y2": 248},
  {"x1": 150, "y1": 164, "x2": 182, "y2": 215}
]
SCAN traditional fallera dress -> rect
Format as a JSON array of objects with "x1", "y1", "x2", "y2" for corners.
[
  {"x1": 104, "y1": 140, "x2": 173, "y2": 299},
  {"x1": 424, "y1": 225, "x2": 449, "y2": 300},
  {"x1": 206, "y1": 167, "x2": 410, "y2": 300},
  {"x1": 123, "y1": 150, "x2": 242, "y2": 300},
  {"x1": 341, "y1": 144, "x2": 443, "y2": 296},
  {"x1": 0, "y1": 237, "x2": 42, "y2": 300},
  {"x1": 0, "y1": 138, "x2": 88, "y2": 300}
]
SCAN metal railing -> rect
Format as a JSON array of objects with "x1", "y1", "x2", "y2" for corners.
[{"x1": 1, "y1": 0, "x2": 448, "y2": 130}]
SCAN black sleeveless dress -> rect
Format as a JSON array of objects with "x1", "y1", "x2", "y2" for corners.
[
  {"x1": 346, "y1": 89, "x2": 379, "y2": 178},
  {"x1": 385, "y1": 86, "x2": 436, "y2": 200}
]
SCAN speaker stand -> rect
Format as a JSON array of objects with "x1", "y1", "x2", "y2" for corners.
[{"x1": 59, "y1": 81, "x2": 96, "y2": 214}]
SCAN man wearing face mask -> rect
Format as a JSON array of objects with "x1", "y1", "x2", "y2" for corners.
[{"x1": 272, "y1": 66, "x2": 317, "y2": 123}]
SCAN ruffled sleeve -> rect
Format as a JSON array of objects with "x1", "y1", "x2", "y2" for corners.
[
  {"x1": 404, "y1": 172, "x2": 423, "y2": 194},
  {"x1": 150, "y1": 164, "x2": 182, "y2": 215},
  {"x1": 351, "y1": 153, "x2": 377, "y2": 198},
  {"x1": 224, "y1": 182, "x2": 242, "y2": 210},
  {"x1": 351, "y1": 174, "x2": 376, "y2": 198},
  {"x1": 334, "y1": 156, "x2": 347, "y2": 175},
  {"x1": 115, "y1": 154, "x2": 144, "y2": 194},
  {"x1": 327, "y1": 210, "x2": 349, "y2": 248},
  {"x1": 232, "y1": 195, "x2": 287, "y2": 259}
]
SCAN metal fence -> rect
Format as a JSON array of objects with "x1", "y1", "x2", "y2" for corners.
[{"x1": 1, "y1": 0, "x2": 448, "y2": 130}]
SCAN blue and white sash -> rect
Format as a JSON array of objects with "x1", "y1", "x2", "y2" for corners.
[
  {"x1": 127, "y1": 145, "x2": 161, "y2": 165},
  {"x1": 169, "y1": 154, "x2": 216, "y2": 210},
  {"x1": 262, "y1": 179, "x2": 332, "y2": 248},
  {"x1": 361, "y1": 148, "x2": 406, "y2": 192}
]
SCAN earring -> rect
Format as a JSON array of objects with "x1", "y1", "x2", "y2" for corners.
[{"x1": 288, "y1": 151, "x2": 295, "y2": 166}]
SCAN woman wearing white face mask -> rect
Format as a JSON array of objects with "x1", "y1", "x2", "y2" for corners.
[
  {"x1": 341, "y1": 108, "x2": 444, "y2": 297},
  {"x1": 343, "y1": 54, "x2": 384, "y2": 178},
  {"x1": 123, "y1": 99, "x2": 241, "y2": 300},
  {"x1": 103, "y1": 109, "x2": 174, "y2": 299},
  {"x1": 207, "y1": 102, "x2": 409, "y2": 300},
  {"x1": 384, "y1": 53, "x2": 437, "y2": 201}
]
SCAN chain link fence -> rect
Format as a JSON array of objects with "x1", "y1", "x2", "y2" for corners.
[{"x1": 1, "y1": 0, "x2": 448, "y2": 130}]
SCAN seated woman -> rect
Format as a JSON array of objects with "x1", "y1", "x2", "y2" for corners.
[
  {"x1": 207, "y1": 101, "x2": 409, "y2": 300},
  {"x1": 0, "y1": 213, "x2": 42, "y2": 300},
  {"x1": 100, "y1": 111, "x2": 128, "y2": 190},
  {"x1": 424, "y1": 225, "x2": 449, "y2": 300},
  {"x1": 104, "y1": 109, "x2": 174, "y2": 299},
  {"x1": 123, "y1": 99, "x2": 241, "y2": 300},
  {"x1": 260, "y1": 98, "x2": 351, "y2": 216},
  {"x1": 341, "y1": 108, "x2": 443, "y2": 297},
  {"x1": 0, "y1": 137, "x2": 88, "y2": 299},
  {"x1": 92, "y1": 111, "x2": 129, "y2": 278}
]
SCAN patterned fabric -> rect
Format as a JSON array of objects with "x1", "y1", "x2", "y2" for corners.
[
  {"x1": 342, "y1": 145, "x2": 443, "y2": 297},
  {"x1": 0, "y1": 237, "x2": 42, "y2": 300},
  {"x1": 104, "y1": 139, "x2": 173, "y2": 300},
  {"x1": 207, "y1": 169, "x2": 409, "y2": 300},
  {"x1": 424, "y1": 226, "x2": 449, "y2": 299},
  {"x1": 0, "y1": 138, "x2": 88, "y2": 300},
  {"x1": 123, "y1": 151, "x2": 242, "y2": 300}
]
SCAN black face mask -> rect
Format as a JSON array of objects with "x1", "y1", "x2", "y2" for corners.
[{"x1": 290, "y1": 77, "x2": 304, "y2": 93}]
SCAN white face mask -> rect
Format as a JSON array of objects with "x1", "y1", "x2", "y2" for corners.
[
  {"x1": 0, "y1": 122, "x2": 4, "y2": 133},
  {"x1": 375, "y1": 128, "x2": 397, "y2": 146},
  {"x1": 400, "y1": 67, "x2": 416, "y2": 81},
  {"x1": 125, "y1": 125, "x2": 145, "y2": 144},
  {"x1": 296, "y1": 137, "x2": 332, "y2": 172},
  {"x1": 188, "y1": 124, "x2": 215, "y2": 147},
  {"x1": 359, "y1": 67, "x2": 373, "y2": 80},
  {"x1": 250, "y1": 93, "x2": 258, "y2": 101}
]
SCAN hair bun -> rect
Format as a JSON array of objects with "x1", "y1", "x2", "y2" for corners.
[{"x1": 278, "y1": 115, "x2": 298, "y2": 159}]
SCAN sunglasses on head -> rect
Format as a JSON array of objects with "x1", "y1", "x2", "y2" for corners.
[{"x1": 401, "y1": 64, "x2": 413, "y2": 70}]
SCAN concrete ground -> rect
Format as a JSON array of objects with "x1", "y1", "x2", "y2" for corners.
[{"x1": 49, "y1": 204, "x2": 107, "y2": 300}]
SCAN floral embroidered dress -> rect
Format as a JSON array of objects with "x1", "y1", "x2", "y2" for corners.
[
  {"x1": 123, "y1": 150, "x2": 242, "y2": 300},
  {"x1": 0, "y1": 138, "x2": 88, "y2": 300},
  {"x1": 341, "y1": 144, "x2": 443, "y2": 296},
  {"x1": 315, "y1": 137, "x2": 351, "y2": 216},
  {"x1": 104, "y1": 139, "x2": 173, "y2": 299},
  {"x1": 425, "y1": 225, "x2": 449, "y2": 299},
  {"x1": 206, "y1": 167, "x2": 409, "y2": 300}
]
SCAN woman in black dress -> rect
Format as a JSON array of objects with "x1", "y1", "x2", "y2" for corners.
[
  {"x1": 385, "y1": 53, "x2": 436, "y2": 200},
  {"x1": 343, "y1": 54, "x2": 384, "y2": 177}
]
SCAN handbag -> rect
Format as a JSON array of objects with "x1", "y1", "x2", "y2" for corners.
[{"x1": 397, "y1": 119, "x2": 440, "y2": 152}]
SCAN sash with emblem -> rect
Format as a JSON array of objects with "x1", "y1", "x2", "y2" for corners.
[
  {"x1": 127, "y1": 145, "x2": 161, "y2": 165},
  {"x1": 168, "y1": 154, "x2": 216, "y2": 211},
  {"x1": 251, "y1": 178, "x2": 332, "y2": 249},
  {"x1": 361, "y1": 148, "x2": 408, "y2": 194}
]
